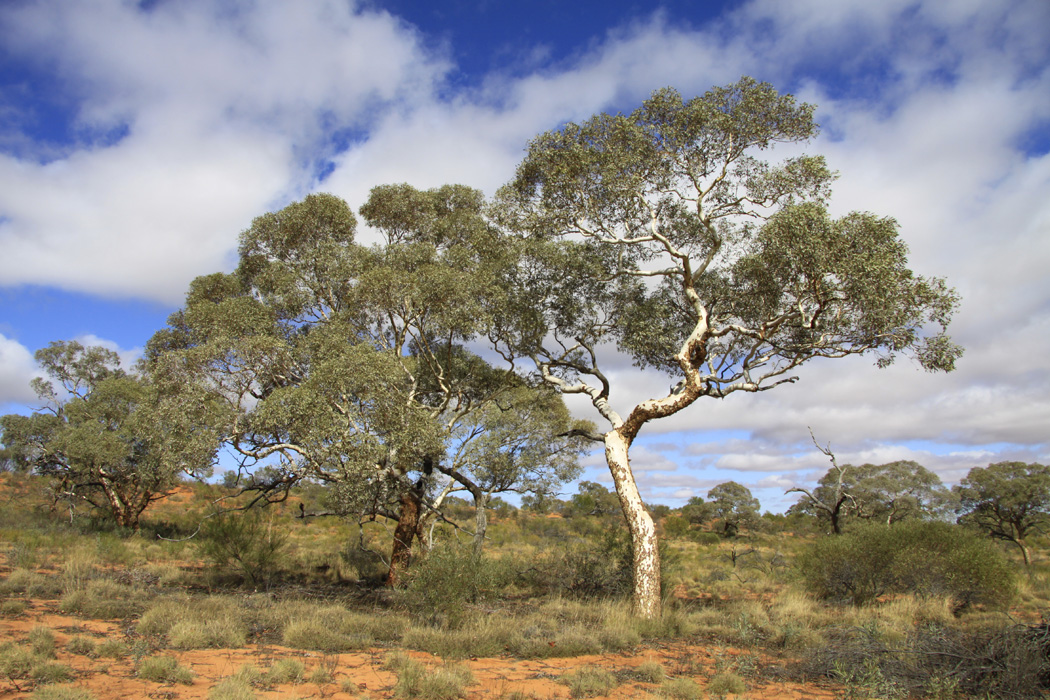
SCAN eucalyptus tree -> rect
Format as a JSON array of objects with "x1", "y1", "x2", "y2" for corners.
[
  {"x1": 492, "y1": 77, "x2": 962, "y2": 617},
  {"x1": 0, "y1": 341, "x2": 218, "y2": 528},
  {"x1": 789, "y1": 457, "x2": 950, "y2": 532},
  {"x1": 955, "y1": 461, "x2": 1050, "y2": 568},
  {"x1": 148, "y1": 187, "x2": 581, "y2": 582},
  {"x1": 708, "y1": 481, "x2": 761, "y2": 536}
]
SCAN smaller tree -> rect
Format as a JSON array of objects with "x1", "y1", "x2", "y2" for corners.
[
  {"x1": 567, "y1": 481, "x2": 623, "y2": 518},
  {"x1": 707, "y1": 481, "x2": 760, "y2": 537},
  {"x1": 0, "y1": 341, "x2": 218, "y2": 528},
  {"x1": 954, "y1": 461, "x2": 1050, "y2": 568}
]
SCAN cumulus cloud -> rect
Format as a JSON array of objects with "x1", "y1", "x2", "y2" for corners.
[{"x1": 0, "y1": 334, "x2": 39, "y2": 406}]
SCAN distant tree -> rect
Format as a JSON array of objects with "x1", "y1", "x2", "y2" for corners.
[
  {"x1": 0, "y1": 341, "x2": 218, "y2": 529},
  {"x1": 567, "y1": 481, "x2": 622, "y2": 518},
  {"x1": 707, "y1": 481, "x2": 760, "y2": 536},
  {"x1": 789, "y1": 451, "x2": 951, "y2": 533},
  {"x1": 492, "y1": 77, "x2": 962, "y2": 617},
  {"x1": 430, "y1": 381, "x2": 589, "y2": 555},
  {"x1": 954, "y1": 462, "x2": 1050, "y2": 568},
  {"x1": 786, "y1": 436, "x2": 855, "y2": 534},
  {"x1": 521, "y1": 492, "x2": 567, "y2": 514},
  {"x1": 681, "y1": 495, "x2": 714, "y2": 525},
  {"x1": 848, "y1": 460, "x2": 952, "y2": 524}
]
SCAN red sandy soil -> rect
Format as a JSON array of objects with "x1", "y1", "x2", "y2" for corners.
[{"x1": 0, "y1": 597, "x2": 838, "y2": 700}]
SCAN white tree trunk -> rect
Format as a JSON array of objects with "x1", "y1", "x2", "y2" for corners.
[{"x1": 605, "y1": 430, "x2": 661, "y2": 619}]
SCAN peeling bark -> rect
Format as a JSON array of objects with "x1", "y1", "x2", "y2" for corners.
[{"x1": 605, "y1": 430, "x2": 661, "y2": 619}]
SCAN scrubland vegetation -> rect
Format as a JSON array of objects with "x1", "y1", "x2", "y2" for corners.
[{"x1": 0, "y1": 471, "x2": 1047, "y2": 699}]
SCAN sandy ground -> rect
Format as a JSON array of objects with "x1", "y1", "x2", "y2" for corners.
[{"x1": 0, "y1": 596, "x2": 839, "y2": 700}]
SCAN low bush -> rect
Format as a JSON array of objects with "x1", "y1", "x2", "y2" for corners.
[
  {"x1": 706, "y1": 671, "x2": 746, "y2": 697},
  {"x1": 30, "y1": 685, "x2": 97, "y2": 700},
  {"x1": 397, "y1": 545, "x2": 508, "y2": 628},
  {"x1": 28, "y1": 626, "x2": 57, "y2": 657},
  {"x1": 208, "y1": 677, "x2": 255, "y2": 700},
  {"x1": 558, "y1": 666, "x2": 618, "y2": 699},
  {"x1": 796, "y1": 618, "x2": 1050, "y2": 699},
  {"x1": 797, "y1": 521, "x2": 1016, "y2": 607},
  {"x1": 65, "y1": 636, "x2": 97, "y2": 657},
  {"x1": 137, "y1": 655, "x2": 194, "y2": 685},
  {"x1": 660, "y1": 677, "x2": 702, "y2": 700},
  {"x1": 198, "y1": 507, "x2": 289, "y2": 587}
]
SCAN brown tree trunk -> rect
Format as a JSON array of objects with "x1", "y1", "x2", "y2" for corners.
[
  {"x1": 387, "y1": 487, "x2": 421, "y2": 586},
  {"x1": 605, "y1": 430, "x2": 661, "y2": 619}
]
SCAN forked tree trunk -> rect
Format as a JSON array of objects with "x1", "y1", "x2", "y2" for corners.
[{"x1": 605, "y1": 430, "x2": 661, "y2": 619}]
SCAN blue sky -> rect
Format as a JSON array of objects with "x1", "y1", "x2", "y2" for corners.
[{"x1": 1, "y1": 0, "x2": 1048, "y2": 512}]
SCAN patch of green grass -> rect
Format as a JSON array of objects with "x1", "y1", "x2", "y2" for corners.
[
  {"x1": 265, "y1": 658, "x2": 305, "y2": 685},
  {"x1": 65, "y1": 636, "x2": 97, "y2": 657},
  {"x1": 30, "y1": 685, "x2": 98, "y2": 700},
  {"x1": 208, "y1": 677, "x2": 256, "y2": 700},
  {"x1": 137, "y1": 655, "x2": 194, "y2": 685},
  {"x1": 95, "y1": 639, "x2": 129, "y2": 659},
  {"x1": 633, "y1": 660, "x2": 666, "y2": 683},
  {"x1": 0, "y1": 599, "x2": 29, "y2": 616},
  {"x1": 29, "y1": 626, "x2": 57, "y2": 657},
  {"x1": 390, "y1": 654, "x2": 473, "y2": 700},
  {"x1": 169, "y1": 617, "x2": 247, "y2": 649},
  {"x1": 706, "y1": 671, "x2": 746, "y2": 698},
  {"x1": 558, "y1": 666, "x2": 618, "y2": 699},
  {"x1": 0, "y1": 642, "x2": 33, "y2": 678},
  {"x1": 660, "y1": 677, "x2": 702, "y2": 700},
  {"x1": 30, "y1": 661, "x2": 74, "y2": 684},
  {"x1": 59, "y1": 579, "x2": 150, "y2": 619}
]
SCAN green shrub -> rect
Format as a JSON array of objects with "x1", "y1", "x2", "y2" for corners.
[
  {"x1": 661, "y1": 677, "x2": 702, "y2": 700},
  {"x1": 634, "y1": 660, "x2": 666, "y2": 683},
  {"x1": 558, "y1": 666, "x2": 618, "y2": 699},
  {"x1": 265, "y1": 658, "x2": 304, "y2": 685},
  {"x1": 0, "y1": 599, "x2": 28, "y2": 616},
  {"x1": 65, "y1": 636, "x2": 97, "y2": 657},
  {"x1": 797, "y1": 521, "x2": 1016, "y2": 607},
  {"x1": 706, "y1": 671, "x2": 746, "y2": 697},
  {"x1": 198, "y1": 507, "x2": 288, "y2": 587},
  {"x1": 31, "y1": 685, "x2": 98, "y2": 700},
  {"x1": 398, "y1": 545, "x2": 505, "y2": 628},
  {"x1": 137, "y1": 655, "x2": 194, "y2": 685},
  {"x1": 208, "y1": 677, "x2": 255, "y2": 700},
  {"x1": 28, "y1": 627, "x2": 57, "y2": 657}
]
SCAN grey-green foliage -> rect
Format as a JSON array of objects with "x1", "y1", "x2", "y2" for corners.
[
  {"x1": 797, "y1": 520, "x2": 1016, "y2": 607},
  {"x1": 707, "y1": 481, "x2": 761, "y2": 536},
  {"x1": 0, "y1": 341, "x2": 218, "y2": 529},
  {"x1": 789, "y1": 459, "x2": 952, "y2": 533},
  {"x1": 146, "y1": 188, "x2": 585, "y2": 581},
  {"x1": 954, "y1": 461, "x2": 1050, "y2": 568}
]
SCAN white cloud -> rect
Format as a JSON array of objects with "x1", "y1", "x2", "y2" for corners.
[
  {"x1": 0, "y1": 334, "x2": 39, "y2": 406},
  {"x1": 0, "y1": 0, "x2": 448, "y2": 304}
]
